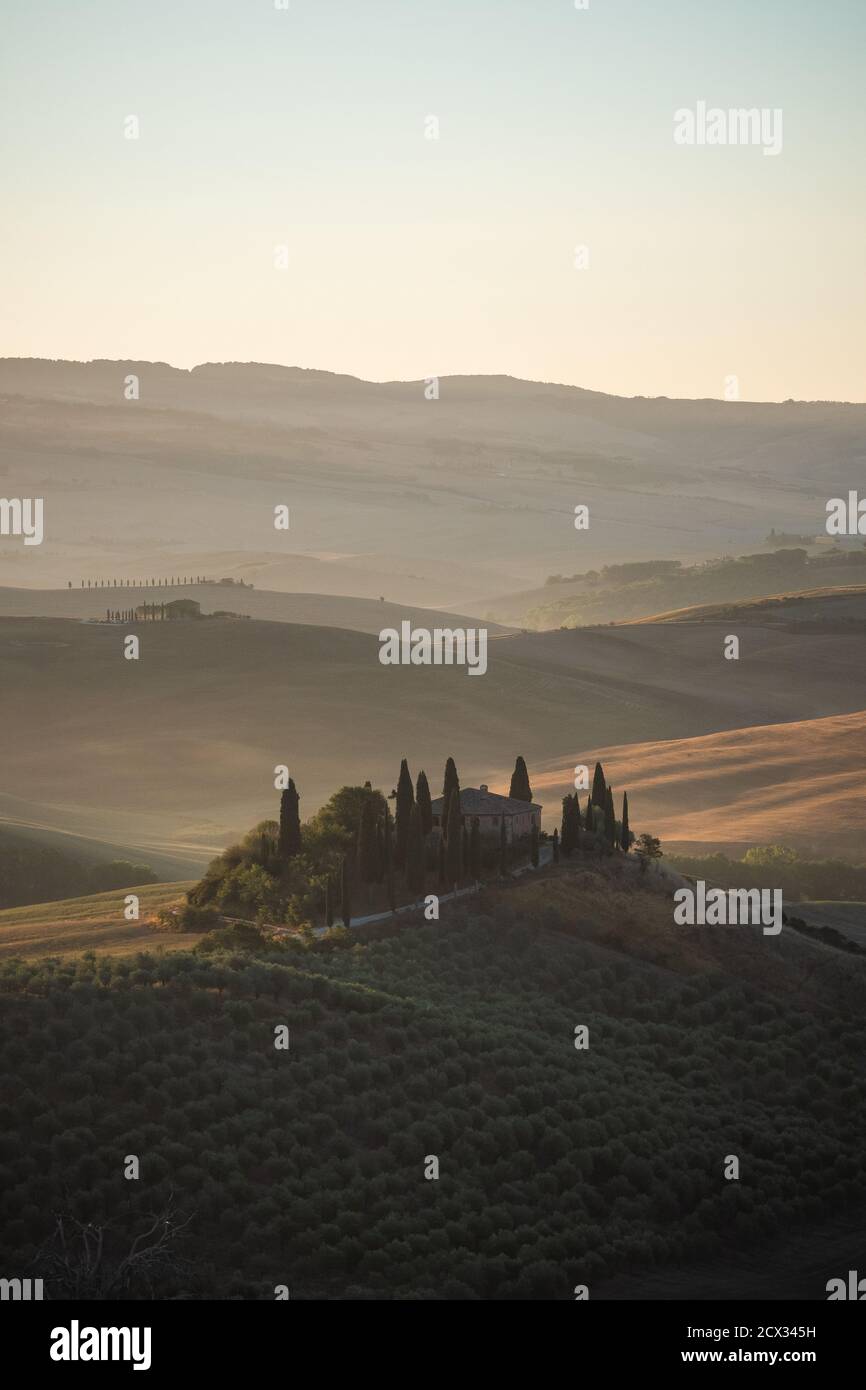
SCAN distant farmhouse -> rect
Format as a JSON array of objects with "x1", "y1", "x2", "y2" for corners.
[{"x1": 431, "y1": 785, "x2": 542, "y2": 843}]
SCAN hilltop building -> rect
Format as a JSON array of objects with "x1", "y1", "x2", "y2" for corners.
[{"x1": 430, "y1": 785, "x2": 542, "y2": 843}]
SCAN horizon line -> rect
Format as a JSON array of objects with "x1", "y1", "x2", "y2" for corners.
[{"x1": 1, "y1": 356, "x2": 864, "y2": 409}]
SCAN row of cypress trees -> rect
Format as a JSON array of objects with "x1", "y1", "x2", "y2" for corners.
[{"x1": 557, "y1": 761, "x2": 630, "y2": 859}]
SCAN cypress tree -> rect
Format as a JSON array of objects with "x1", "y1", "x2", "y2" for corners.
[
  {"x1": 437, "y1": 834, "x2": 447, "y2": 887},
  {"x1": 591, "y1": 761, "x2": 607, "y2": 808},
  {"x1": 561, "y1": 794, "x2": 574, "y2": 856},
  {"x1": 445, "y1": 790, "x2": 462, "y2": 887},
  {"x1": 340, "y1": 854, "x2": 352, "y2": 928},
  {"x1": 394, "y1": 759, "x2": 414, "y2": 868},
  {"x1": 552, "y1": 827, "x2": 560, "y2": 863},
  {"x1": 469, "y1": 817, "x2": 481, "y2": 880},
  {"x1": 604, "y1": 786, "x2": 616, "y2": 848},
  {"x1": 499, "y1": 817, "x2": 507, "y2": 876},
  {"x1": 375, "y1": 816, "x2": 385, "y2": 882},
  {"x1": 416, "y1": 770, "x2": 433, "y2": 837},
  {"x1": 278, "y1": 779, "x2": 302, "y2": 860},
  {"x1": 441, "y1": 757, "x2": 460, "y2": 829},
  {"x1": 508, "y1": 755, "x2": 533, "y2": 803},
  {"x1": 584, "y1": 795, "x2": 594, "y2": 834},
  {"x1": 406, "y1": 804, "x2": 425, "y2": 896},
  {"x1": 620, "y1": 791, "x2": 631, "y2": 852},
  {"x1": 530, "y1": 820, "x2": 539, "y2": 867},
  {"x1": 324, "y1": 879, "x2": 333, "y2": 928},
  {"x1": 384, "y1": 806, "x2": 396, "y2": 912}
]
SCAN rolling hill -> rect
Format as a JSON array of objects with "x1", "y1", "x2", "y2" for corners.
[
  {"x1": 0, "y1": 881, "x2": 194, "y2": 960},
  {"x1": 524, "y1": 709, "x2": 866, "y2": 858},
  {"x1": 0, "y1": 612, "x2": 864, "y2": 867},
  {"x1": 0, "y1": 583, "x2": 512, "y2": 637},
  {"x1": 3, "y1": 357, "x2": 866, "y2": 608},
  {"x1": 1, "y1": 858, "x2": 863, "y2": 1300}
]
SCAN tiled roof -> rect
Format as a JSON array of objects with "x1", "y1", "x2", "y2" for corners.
[{"x1": 430, "y1": 788, "x2": 542, "y2": 816}]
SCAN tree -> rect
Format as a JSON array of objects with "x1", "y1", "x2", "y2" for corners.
[
  {"x1": 442, "y1": 757, "x2": 460, "y2": 829},
  {"x1": 324, "y1": 878, "x2": 333, "y2": 928},
  {"x1": 509, "y1": 756, "x2": 533, "y2": 803},
  {"x1": 356, "y1": 795, "x2": 379, "y2": 899},
  {"x1": 469, "y1": 817, "x2": 481, "y2": 880},
  {"x1": 445, "y1": 790, "x2": 463, "y2": 888},
  {"x1": 530, "y1": 820, "x2": 539, "y2": 868},
  {"x1": 635, "y1": 833, "x2": 663, "y2": 874},
  {"x1": 584, "y1": 796, "x2": 594, "y2": 835},
  {"x1": 620, "y1": 792, "x2": 631, "y2": 852},
  {"x1": 561, "y1": 795, "x2": 575, "y2": 856},
  {"x1": 405, "y1": 804, "x2": 425, "y2": 896},
  {"x1": 604, "y1": 786, "x2": 617, "y2": 849},
  {"x1": 437, "y1": 835, "x2": 447, "y2": 887},
  {"x1": 383, "y1": 806, "x2": 396, "y2": 912},
  {"x1": 552, "y1": 827, "x2": 560, "y2": 863},
  {"x1": 591, "y1": 761, "x2": 607, "y2": 808},
  {"x1": 416, "y1": 770, "x2": 433, "y2": 837},
  {"x1": 278, "y1": 779, "x2": 302, "y2": 861},
  {"x1": 394, "y1": 759, "x2": 414, "y2": 869},
  {"x1": 340, "y1": 855, "x2": 352, "y2": 926},
  {"x1": 34, "y1": 1199, "x2": 193, "y2": 1299}
]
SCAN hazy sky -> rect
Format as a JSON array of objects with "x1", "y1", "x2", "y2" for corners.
[{"x1": 2, "y1": 0, "x2": 864, "y2": 401}]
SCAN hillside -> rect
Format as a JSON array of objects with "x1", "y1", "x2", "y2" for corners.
[
  {"x1": 1, "y1": 614, "x2": 865, "y2": 865},
  {"x1": 0, "y1": 584, "x2": 513, "y2": 637},
  {"x1": 0, "y1": 881, "x2": 194, "y2": 960},
  {"x1": 3, "y1": 358, "x2": 866, "y2": 607},
  {"x1": 481, "y1": 557, "x2": 866, "y2": 630},
  {"x1": 1, "y1": 860, "x2": 863, "y2": 1300},
  {"x1": 525, "y1": 709, "x2": 866, "y2": 859},
  {"x1": 618, "y1": 585, "x2": 866, "y2": 627}
]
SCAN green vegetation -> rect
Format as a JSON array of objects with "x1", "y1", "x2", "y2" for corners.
[
  {"x1": 668, "y1": 847, "x2": 866, "y2": 903},
  {"x1": 527, "y1": 549, "x2": 866, "y2": 629},
  {"x1": 0, "y1": 829, "x2": 157, "y2": 910},
  {"x1": 508, "y1": 756, "x2": 533, "y2": 803},
  {"x1": 185, "y1": 754, "x2": 572, "y2": 931},
  {"x1": 1, "y1": 890, "x2": 863, "y2": 1299}
]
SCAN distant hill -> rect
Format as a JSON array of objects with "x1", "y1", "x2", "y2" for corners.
[
  {"x1": 3, "y1": 357, "x2": 866, "y2": 607},
  {"x1": 527, "y1": 709, "x2": 866, "y2": 859},
  {"x1": 481, "y1": 554, "x2": 866, "y2": 630},
  {"x1": 0, "y1": 583, "x2": 512, "y2": 637},
  {"x1": 0, "y1": 613, "x2": 864, "y2": 868},
  {"x1": 619, "y1": 585, "x2": 866, "y2": 627}
]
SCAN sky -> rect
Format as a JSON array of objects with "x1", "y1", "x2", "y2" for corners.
[{"x1": 1, "y1": 0, "x2": 864, "y2": 401}]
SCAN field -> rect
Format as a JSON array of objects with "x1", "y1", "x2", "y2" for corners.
[
  {"x1": 525, "y1": 708, "x2": 866, "y2": 859},
  {"x1": 0, "y1": 882, "x2": 195, "y2": 960},
  {"x1": 1, "y1": 613, "x2": 865, "y2": 872}
]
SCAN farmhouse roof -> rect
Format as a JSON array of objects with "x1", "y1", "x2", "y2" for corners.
[{"x1": 430, "y1": 786, "x2": 542, "y2": 816}]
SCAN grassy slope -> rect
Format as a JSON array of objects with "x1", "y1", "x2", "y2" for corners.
[
  {"x1": 0, "y1": 881, "x2": 195, "y2": 959},
  {"x1": 1, "y1": 859, "x2": 864, "y2": 1299},
  {"x1": 524, "y1": 708, "x2": 866, "y2": 859},
  {"x1": 618, "y1": 584, "x2": 866, "y2": 626},
  {"x1": 1, "y1": 614, "x2": 864, "y2": 866}
]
